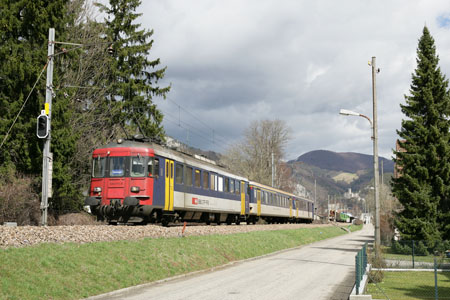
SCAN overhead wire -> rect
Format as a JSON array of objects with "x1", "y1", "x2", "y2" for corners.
[
  {"x1": 158, "y1": 96, "x2": 233, "y2": 151},
  {"x1": 162, "y1": 111, "x2": 230, "y2": 153}
]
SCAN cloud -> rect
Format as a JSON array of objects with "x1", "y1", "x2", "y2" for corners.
[{"x1": 141, "y1": 0, "x2": 450, "y2": 160}]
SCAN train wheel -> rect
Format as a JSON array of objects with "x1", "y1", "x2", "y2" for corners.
[{"x1": 161, "y1": 218, "x2": 169, "y2": 227}]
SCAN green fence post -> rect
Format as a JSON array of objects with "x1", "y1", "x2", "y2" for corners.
[
  {"x1": 363, "y1": 242, "x2": 367, "y2": 270},
  {"x1": 356, "y1": 252, "x2": 360, "y2": 295}
]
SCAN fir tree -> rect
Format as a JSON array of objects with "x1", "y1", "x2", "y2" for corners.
[
  {"x1": 97, "y1": 0, "x2": 170, "y2": 140},
  {"x1": 392, "y1": 27, "x2": 450, "y2": 242},
  {"x1": 0, "y1": 0, "x2": 69, "y2": 175}
]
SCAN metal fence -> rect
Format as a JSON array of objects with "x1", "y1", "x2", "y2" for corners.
[
  {"x1": 366, "y1": 240, "x2": 450, "y2": 300},
  {"x1": 355, "y1": 242, "x2": 368, "y2": 295}
]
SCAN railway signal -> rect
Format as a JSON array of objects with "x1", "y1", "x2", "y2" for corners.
[{"x1": 36, "y1": 112, "x2": 49, "y2": 139}]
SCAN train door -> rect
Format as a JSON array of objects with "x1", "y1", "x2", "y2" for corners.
[
  {"x1": 106, "y1": 156, "x2": 127, "y2": 203},
  {"x1": 164, "y1": 159, "x2": 174, "y2": 211},
  {"x1": 130, "y1": 152, "x2": 146, "y2": 200},
  {"x1": 289, "y1": 197, "x2": 293, "y2": 218},
  {"x1": 240, "y1": 181, "x2": 249, "y2": 215},
  {"x1": 153, "y1": 157, "x2": 165, "y2": 208},
  {"x1": 257, "y1": 189, "x2": 261, "y2": 216},
  {"x1": 296, "y1": 200, "x2": 299, "y2": 218}
]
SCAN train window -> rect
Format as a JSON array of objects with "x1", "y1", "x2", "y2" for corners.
[
  {"x1": 218, "y1": 176, "x2": 223, "y2": 192},
  {"x1": 194, "y1": 169, "x2": 201, "y2": 188},
  {"x1": 92, "y1": 156, "x2": 106, "y2": 178},
  {"x1": 224, "y1": 178, "x2": 229, "y2": 192},
  {"x1": 203, "y1": 171, "x2": 209, "y2": 189},
  {"x1": 147, "y1": 158, "x2": 159, "y2": 177},
  {"x1": 131, "y1": 157, "x2": 145, "y2": 177},
  {"x1": 230, "y1": 179, "x2": 234, "y2": 193},
  {"x1": 185, "y1": 166, "x2": 193, "y2": 186},
  {"x1": 210, "y1": 174, "x2": 215, "y2": 190},
  {"x1": 110, "y1": 157, "x2": 125, "y2": 177},
  {"x1": 235, "y1": 181, "x2": 240, "y2": 195},
  {"x1": 175, "y1": 164, "x2": 183, "y2": 184}
]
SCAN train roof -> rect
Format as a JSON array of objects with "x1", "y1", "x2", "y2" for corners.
[
  {"x1": 249, "y1": 181, "x2": 313, "y2": 202},
  {"x1": 95, "y1": 138, "x2": 247, "y2": 181}
]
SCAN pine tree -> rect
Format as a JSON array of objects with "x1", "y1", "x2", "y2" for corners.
[
  {"x1": 392, "y1": 27, "x2": 450, "y2": 243},
  {"x1": 97, "y1": 0, "x2": 170, "y2": 140},
  {"x1": 0, "y1": 0, "x2": 69, "y2": 176}
]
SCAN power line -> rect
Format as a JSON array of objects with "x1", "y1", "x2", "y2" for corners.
[
  {"x1": 159, "y1": 96, "x2": 233, "y2": 148},
  {"x1": 162, "y1": 112, "x2": 230, "y2": 153}
]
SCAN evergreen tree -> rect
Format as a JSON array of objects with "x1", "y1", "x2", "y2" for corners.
[
  {"x1": 97, "y1": 0, "x2": 170, "y2": 140},
  {"x1": 392, "y1": 27, "x2": 450, "y2": 242},
  {"x1": 0, "y1": 0, "x2": 69, "y2": 175}
]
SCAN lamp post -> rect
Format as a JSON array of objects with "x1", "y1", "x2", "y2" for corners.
[{"x1": 339, "y1": 104, "x2": 380, "y2": 259}]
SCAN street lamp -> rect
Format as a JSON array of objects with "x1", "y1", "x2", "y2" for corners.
[
  {"x1": 339, "y1": 57, "x2": 380, "y2": 259},
  {"x1": 339, "y1": 107, "x2": 380, "y2": 255},
  {"x1": 340, "y1": 109, "x2": 380, "y2": 260}
]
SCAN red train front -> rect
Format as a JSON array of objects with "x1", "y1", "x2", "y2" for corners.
[{"x1": 85, "y1": 138, "x2": 158, "y2": 224}]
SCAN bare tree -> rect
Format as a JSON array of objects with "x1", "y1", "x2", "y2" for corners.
[{"x1": 222, "y1": 119, "x2": 291, "y2": 188}]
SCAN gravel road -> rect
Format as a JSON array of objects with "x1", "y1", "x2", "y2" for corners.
[{"x1": 0, "y1": 223, "x2": 334, "y2": 249}]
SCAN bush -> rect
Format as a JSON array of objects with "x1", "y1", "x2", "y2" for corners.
[
  {"x1": 0, "y1": 173, "x2": 41, "y2": 225},
  {"x1": 414, "y1": 241, "x2": 429, "y2": 256},
  {"x1": 391, "y1": 240, "x2": 405, "y2": 254},
  {"x1": 369, "y1": 270, "x2": 384, "y2": 283},
  {"x1": 402, "y1": 243, "x2": 412, "y2": 255}
]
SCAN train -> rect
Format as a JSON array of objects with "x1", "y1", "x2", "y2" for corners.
[{"x1": 84, "y1": 136, "x2": 315, "y2": 225}]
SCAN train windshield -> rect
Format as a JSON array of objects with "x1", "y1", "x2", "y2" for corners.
[
  {"x1": 92, "y1": 156, "x2": 106, "y2": 178},
  {"x1": 131, "y1": 156, "x2": 146, "y2": 177},
  {"x1": 110, "y1": 157, "x2": 126, "y2": 177}
]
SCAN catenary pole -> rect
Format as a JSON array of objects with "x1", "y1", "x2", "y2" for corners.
[
  {"x1": 41, "y1": 28, "x2": 54, "y2": 226},
  {"x1": 371, "y1": 56, "x2": 381, "y2": 257}
]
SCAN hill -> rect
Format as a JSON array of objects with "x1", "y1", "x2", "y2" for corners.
[
  {"x1": 291, "y1": 150, "x2": 394, "y2": 173},
  {"x1": 286, "y1": 150, "x2": 394, "y2": 204}
]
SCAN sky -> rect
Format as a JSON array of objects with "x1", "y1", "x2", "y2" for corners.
[{"x1": 135, "y1": 0, "x2": 450, "y2": 161}]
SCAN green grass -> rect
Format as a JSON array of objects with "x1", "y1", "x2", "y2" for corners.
[
  {"x1": 0, "y1": 225, "x2": 361, "y2": 300},
  {"x1": 367, "y1": 271, "x2": 450, "y2": 299}
]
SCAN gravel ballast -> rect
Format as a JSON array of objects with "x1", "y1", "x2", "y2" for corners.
[{"x1": 0, "y1": 223, "x2": 334, "y2": 249}]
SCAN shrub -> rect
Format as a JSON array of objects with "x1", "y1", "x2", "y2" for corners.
[
  {"x1": 391, "y1": 240, "x2": 405, "y2": 254},
  {"x1": 402, "y1": 243, "x2": 412, "y2": 255},
  {"x1": 0, "y1": 173, "x2": 41, "y2": 225},
  {"x1": 369, "y1": 270, "x2": 384, "y2": 283},
  {"x1": 414, "y1": 241, "x2": 429, "y2": 256}
]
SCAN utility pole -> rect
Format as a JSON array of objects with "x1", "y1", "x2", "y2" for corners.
[
  {"x1": 327, "y1": 194, "x2": 329, "y2": 222},
  {"x1": 271, "y1": 152, "x2": 274, "y2": 187},
  {"x1": 314, "y1": 178, "x2": 316, "y2": 218},
  {"x1": 371, "y1": 56, "x2": 381, "y2": 257},
  {"x1": 41, "y1": 28, "x2": 55, "y2": 226}
]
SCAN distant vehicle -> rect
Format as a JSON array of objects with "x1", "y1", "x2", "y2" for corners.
[
  {"x1": 85, "y1": 136, "x2": 315, "y2": 225},
  {"x1": 336, "y1": 212, "x2": 351, "y2": 223}
]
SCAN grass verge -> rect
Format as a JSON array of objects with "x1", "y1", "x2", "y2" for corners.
[
  {"x1": 366, "y1": 271, "x2": 450, "y2": 300},
  {"x1": 0, "y1": 224, "x2": 361, "y2": 300}
]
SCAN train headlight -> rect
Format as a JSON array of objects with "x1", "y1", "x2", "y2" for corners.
[
  {"x1": 131, "y1": 186, "x2": 140, "y2": 192},
  {"x1": 93, "y1": 187, "x2": 102, "y2": 193}
]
